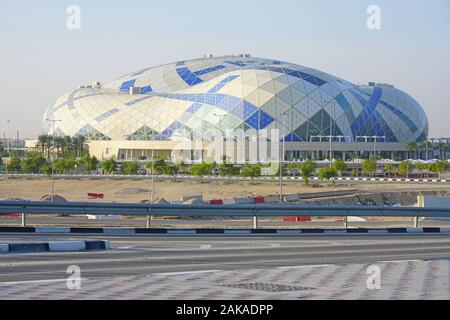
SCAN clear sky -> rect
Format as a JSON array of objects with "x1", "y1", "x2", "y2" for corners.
[{"x1": 0, "y1": 0, "x2": 449, "y2": 139}]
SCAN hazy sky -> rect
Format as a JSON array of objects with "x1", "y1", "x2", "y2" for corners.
[{"x1": 0, "y1": 0, "x2": 449, "y2": 139}]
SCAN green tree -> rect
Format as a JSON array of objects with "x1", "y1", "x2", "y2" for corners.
[
  {"x1": 429, "y1": 160, "x2": 449, "y2": 178},
  {"x1": 21, "y1": 153, "x2": 47, "y2": 174},
  {"x1": 54, "y1": 158, "x2": 75, "y2": 173},
  {"x1": 219, "y1": 160, "x2": 240, "y2": 183},
  {"x1": 384, "y1": 163, "x2": 396, "y2": 178},
  {"x1": 189, "y1": 162, "x2": 216, "y2": 183},
  {"x1": 145, "y1": 156, "x2": 167, "y2": 174},
  {"x1": 122, "y1": 161, "x2": 140, "y2": 175},
  {"x1": 415, "y1": 162, "x2": 429, "y2": 177},
  {"x1": 100, "y1": 159, "x2": 118, "y2": 174},
  {"x1": 42, "y1": 162, "x2": 52, "y2": 176},
  {"x1": 319, "y1": 167, "x2": 338, "y2": 186},
  {"x1": 6, "y1": 157, "x2": 22, "y2": 173},
  {"x1": 351, "y1": 168, "x2": 359, "y2": 177},
  {"x1": 332, "y1": 159, "x2": 347, "y2": 176},
  {"x1": 162, "y1": 163, "x2": 180, "y2": 181},
  {"x1": 361, "y1": 159, "x2": 377, "y2": 177},
  {"x1": 240, "y1": 164, "x2": 261, "y2": 184},
  {"x1": 298, "y1": 160, "x2": 317, "y2": 185},
  {"x1": 398, "y1": 161, "x2": 413, "y2": 178},
  {"x1": 77, "y1": 155, "x2": 99, "y2": 173}
]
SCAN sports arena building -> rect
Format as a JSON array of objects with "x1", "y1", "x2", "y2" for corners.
[{"x1": 29, "y1": 54, "x2": 429, "y2": 162}]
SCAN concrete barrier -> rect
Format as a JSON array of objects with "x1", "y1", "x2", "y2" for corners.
[
  {"x1": 0, "y1": 240, "x2": 109, "y2": 253},
  {"x1": 284, "y1": 194, "x2": 300, "y2": 202},
  {"x1": 181, "y1": 195, "x2": 203, "y2": 202},
  {"x1": 48, "y1": 240, "x2": 86, "y2": 251}
]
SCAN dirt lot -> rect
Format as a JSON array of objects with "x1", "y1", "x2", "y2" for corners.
[{"x1": 0, "y1": 176, "x2": 449, "y2": 203}]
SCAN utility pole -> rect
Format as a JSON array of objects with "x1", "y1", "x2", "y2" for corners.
[{"x1": 46, "y1": 118, "x2": 61, "y2": 202}]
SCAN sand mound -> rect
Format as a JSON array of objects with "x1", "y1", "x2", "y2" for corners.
[{"x1": 40, "y1": 194, "x2": 67, "y2": 202}]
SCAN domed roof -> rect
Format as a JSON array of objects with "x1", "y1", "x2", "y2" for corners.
[{"x1": 43, "y1": 55, "x2": 428, "y2": 143}]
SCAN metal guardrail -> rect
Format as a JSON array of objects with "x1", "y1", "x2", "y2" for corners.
[
  {"x1": 1, "y1": 200, "x2": 450, "y2": 217},
  {"x1": 1, "y1": 200, "x2": 450, "y2": 229}
]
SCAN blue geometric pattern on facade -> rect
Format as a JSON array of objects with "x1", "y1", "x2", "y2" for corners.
[
  {"x1": 119, "y1": 79, "x2": 136, "y2": 93},
  {"x1": 283, "y1": 133, "x2": 302, "y2": 142},
  {"x1": 176, "y1": 62, "x2": 226, "y2": 86},
  {"x1": 140, "y1": 85, "x2": 152, "y2": 94},
  {"x1": 359, "y1": 90, "x2": 419, "y2": 133},
  {"x1": 244, "y1": 110, "x2": 274, "y2": 130},
  {"x1": 225, "y1": 60, "x2": 254, "y2": 67},
  {"x1": 262, "y1": 66, "x2": 327, "y2": 86},
  {"x1": 95, "y1": 108, "x2": 119, "y2": 122},
  {"x1": 176, "y1": 67, "x2": 203, "y2": 86},
  {"x1": 186, "y1": 103, "x2": 203, "y2": 113},
  {"x1": 335, "y1": 93, "x2": 355, "y2": 124},
  {"x1": 208, "y1": 75, "x2": 239, "y2": 93},
  {"x1": 231, "y1": 101, "x2": 258, "y2": 120},
  {"x1": 350, "y1": 87, "x2": 384, "y2": 137}
]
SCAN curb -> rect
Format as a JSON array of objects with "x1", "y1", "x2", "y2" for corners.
[
  {"x1": 0, "y1": 240, "x2": 109, "y2": 253},
  {"x1": 0, "y1": 227, "x2": 449, "y2": 235}
]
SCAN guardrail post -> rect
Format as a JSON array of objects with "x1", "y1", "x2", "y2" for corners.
[
  {"x1": 344, "y1": 216, "x2": 348, "y2": 229},
  {"x1": 146, "y1": 215, "x2": 152, "y2": 228},
  {"x1": 21, "y1": 213, "x2": 26, "y2": 227},
  {"x1": 414, "y1": 216, "x2": 419, "y2": 228},
  {"x1": 253, "y1": 216, "x2": 258, "y2": 229}
]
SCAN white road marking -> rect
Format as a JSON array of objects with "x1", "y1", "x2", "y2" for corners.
[
  {"x1": 200, "y1": 244, "x2": 212, "y2": 249},
  {"x1": 0, "y1": 278, "x2": 88, "y2": 286},
  {"x1": 153, "y1": 270, "x2": 223, "y2": 276},
  {"x1": 376, "y1": 259, "x2": 422, "y2": 263},
  {"x1": 277, "y1": 264, "x2": 334, "y2": 269}
]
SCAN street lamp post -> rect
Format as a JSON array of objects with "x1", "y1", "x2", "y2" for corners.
[
  {"x1": 147, "y1": 140, "x2": 155, "y2": 228},
  {"x1": 329, "y1": 101, "x2": 336, "y2": 167},
  {"x1": 5, "y1": 120, "x2": 11, "y2": 156},
  {"x1": 279, "y1": 127, "x2": 284, "y2": 203},
  {"x1": 46, "y1": 118, "x2": 61, "y2": 202}
]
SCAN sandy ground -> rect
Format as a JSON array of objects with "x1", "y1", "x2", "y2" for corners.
[{"x1": 0, "y1": 176, "x2": 449, "y2": 203}]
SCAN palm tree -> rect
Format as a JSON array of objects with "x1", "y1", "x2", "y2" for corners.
[
  {"x1": 419, "y1": 140, "x2": 432, "y2": 160},
  {"x1": 37, "y1": 134, "x2": 52, "y2": 159},
  {"x1": 54, "y1": 136, "x2": 66, "y2": 158},
  {"x1": 434, "y1": 142, "x2": 448, "y2": 160},
  {"x1": 405, "y1": 141, "x2": 418, "y2": 160}
]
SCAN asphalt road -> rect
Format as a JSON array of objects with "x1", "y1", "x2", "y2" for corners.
[{"x1": 1, "y1": 233, "x2": 450, "y2": 283}]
